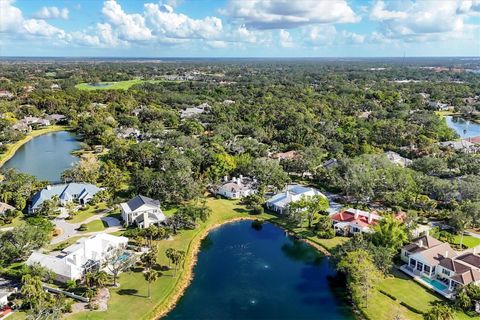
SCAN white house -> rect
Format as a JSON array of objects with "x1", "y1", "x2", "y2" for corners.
[
  {"x1": 216, "y1": 175, "x2": 257, "y2": 199},
  {"x1": 26, "y1": 233, "x2": 128, "y2": 282},
  {"x1": 384, "y1": 151, "x2": 412, "y2": 167},
  {"x1": 400, "y1": 235, "x2": 480, "y2": 298},
  {"x1": 266, "y1": 185, "x2": 326, "y2": 215},
  {"x1": 120, "y1": 195, "x2": 166, "y2": 229}
]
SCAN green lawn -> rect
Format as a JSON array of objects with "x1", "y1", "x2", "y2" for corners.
[
  {"x1": 80, "y1": 220, "x2": 107, "y2": 233},
  {"x1": 75, "y1": 79, "x2": 177, "y2": 91},
  {"x1": 453, "y1": 234, "x2": 480, "y2": 248},
  {"x1": 0, "y1": 215, "x2": 24, "y2": 230},
  {"x1": 362, "y1": 269, "x2": 473, "y2": 320},
  {"x1": 68, "y1": 203, "x2": 107, "y2": 224}
]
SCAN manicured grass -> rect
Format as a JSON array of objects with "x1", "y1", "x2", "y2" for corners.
[
  {"x1": 75, "y1": 79, "x2": 177, "y2": 91},
  {"x1": 68, "y1": 203, "x2": 107, "y2": 224},
  {"x1": 0, "y1": 125, "x2": 70, "y2": 167},
  {"x1": 362, "y1": 269, "x2": 473, "y2": 320},
  {"x1": 453, "y1": 234, "x2": 480, "y2": 248},
  {"x1": 0, "y1": 215, "x2": 24, "y2": 230},
  {"x1": 80, "y1": 220, "x2": 106, "y2": 233}
]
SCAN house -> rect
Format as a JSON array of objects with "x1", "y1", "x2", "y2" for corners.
[
  {"x1": 29, "y1": 183, "x2": 102, "y2": 213},
  {"x1": 428, "y1": 101, "x2": 450, "y2": 111},
  {"x1": 180, "y1": 103, "x2": 210, "y2": 119},
  {"x1": 26, "y1": 233, "x2": 128, "y2": 282},
  {"x1": 0, "y1": 90, "x2": 13, "y2": 98},
  {"x1": 0, "y1": 202, "x2": 15, "y2": 215},
  {"x1": 120, "y1": 195, "x2": 166, "y2": 229},
  {"x1": 117, "y1": 127, "x2": 141, "y2": 140},
  {"x1": 439, "y1": 140, "x2": 477, "y2": 153},
  {"x1": 399, "y1": 236, "x2": 480, "y2": 298},
  {"x1": 266, "y1": 185, "x2": 326, "y2": 215},
  {"x1": 464, "y1": 136, "x2": 480, "y2": 145},
  {"x1": 46, "y1": 114, "x2": 66, "y2": 123},
  {"x1": 385, "y1": 151, "x2": 412, "y2": 167},
  {"x1": 215, "y1": 175, "x2": 257, "y2": 199},
  {"x1": 271, "y1": 150, "x2": 299, "y2": 160},
  {"x1": 331, "y1": 209, "x2": 381, "y2": 234}
]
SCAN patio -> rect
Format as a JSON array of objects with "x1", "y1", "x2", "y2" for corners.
[{"x1": 399, "y1": 265, "x2": 454, "y2": 300}]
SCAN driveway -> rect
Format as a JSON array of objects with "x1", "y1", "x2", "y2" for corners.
[{"x1": 51, "y1": 208, "x2": 122, "y2": 245}]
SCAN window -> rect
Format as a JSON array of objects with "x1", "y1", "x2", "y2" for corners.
[
  {"x1": 416, "y1": 262, "x2": 423, "y2": 271},
  {"x1": 442, "y1": 269, "x2": 451, "y2": 276},
  {"x1": 404, "y1": 251, "x2": 410, "y2": 258},
  {"x1": 424, "y1": 265, "x2": 430, "y2": 273}
]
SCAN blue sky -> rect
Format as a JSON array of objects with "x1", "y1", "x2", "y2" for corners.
[{"x1": 1, "y1": 0, "x2": 479, "y2": 57}]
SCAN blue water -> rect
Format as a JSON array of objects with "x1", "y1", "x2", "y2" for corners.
[
  {"x1": 421, "y1": 276, "x2": 448, "y2": 291},
  {"x1": 445, "y1": 116, "x2": 480, "y2": 138},
  {"x1": 164, "y1": 221, "x2": 353, "y2": 320},
  {"x1": 2, "y1": 131, "x2": 80, "y2": 182}
]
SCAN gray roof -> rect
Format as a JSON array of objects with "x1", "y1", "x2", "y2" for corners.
[
  {"x1": 125, "y1": 195, "x2": 160, "y2": 212},
  {"x1": 31, "y1": 183, "x2": 101, "y2": 210}
]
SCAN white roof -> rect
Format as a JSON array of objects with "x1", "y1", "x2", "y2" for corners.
[{"x1": 266, "y1": 185, "x2": 325, "y2": 209}]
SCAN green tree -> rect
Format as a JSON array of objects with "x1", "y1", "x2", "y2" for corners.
[
  {"x1": 337, "y1": 249, "x2": 382, "y2": 308},
  {"x1": 289, "y1": 195, "x2": 329, "y2": 228},
  {"x1": 371, "y1": 215, "x2": 408, "y2": 251},
  {"x1": 144, "y1": 270, "x2": 160, "y2": 299},
  {"x1": 424, "y1": 304, "x2": 455, "y2": 320}
]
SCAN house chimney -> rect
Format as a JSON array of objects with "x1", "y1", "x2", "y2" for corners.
[
  {"x1": 368, "y1": 213, "x2": 373, "y2": 224},
  {"x1": 285, "y1": 190, "x2": 289, "y2": 197},
  {"x1": 419, "y1": 239, "x2": 423, "y2": 248},
  {"x1": 232, "y1": 177, "x2": 236, "y2": 183},
  {"x1": 354, "y1": 209, "x2": 359, "y2": 220},
  {"x1": 46, "y1": 185, "x2": 51, "y2": 190},
  {"x1": 224, "y1": 175, "x2": 228, "y2": 182},
  {"x1": 239, "y1": 174, "x2": 243, "y2": 180},
  {"x1": 445, "y1": 251, "x2": 449, "y2": 258}
]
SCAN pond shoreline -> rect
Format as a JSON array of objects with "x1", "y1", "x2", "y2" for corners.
[
  {"x1": 151, "y1": 215, "x2": 333, "y2": 320},
  {"x1": 0, "y1": 125, "x2": 71, "y2": 168}
]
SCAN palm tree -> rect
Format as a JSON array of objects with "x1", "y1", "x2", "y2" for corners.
[
  {"x1": 452, "y1": 211, "x2": 472, "y2": 249},
  {"x1": 424, "y1": 304, "x2": 455, "y2": 320},
  {"x1": 95, "y1": 271, "x2": 110, "y2": 288},
  {"x1": 84, "y1": 271, "x2": 95, "y2": 288},
  {"x1": 144, "y1": 270, "x2": 160, "y2": 299}
]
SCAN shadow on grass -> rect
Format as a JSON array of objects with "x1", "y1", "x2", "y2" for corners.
[
  {"x1": 117, "y1": 288, "x2": 144, "y2": 298},
  {"x1": 233, "y1": 208, "x2": 250, "y2": 214}
]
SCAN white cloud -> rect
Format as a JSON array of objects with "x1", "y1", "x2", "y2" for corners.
[
  {"x1": 0, "y1": 0, "x2": 66, "y2": 39},
  {"x1": 102, "y1": 0, "x2": 153, "y2": 41},
  {"x1": 221, "y1": 0, "x2": 359, "y2": 29},
  {"x1": 370, "y1": 1, "x2": 406, "y2": 21},
  {"x1": 144, "y1": 3, "x2": 223, "y2": 40},
  {"x1": 279, "y1": 29, "x2": 293, "y2": 47},
  {"x1": 369, "y1": 0, "x2": 479, "y2": 42},
  {"x1": 302, "y1": 25, "x2": 364, "y2": 46},
  {"x1": 32, "y1": 6, "x2": 69, "y2": 20},
  {"x1": 206, "y1": 40, "x2": 228, "y2": 49}
]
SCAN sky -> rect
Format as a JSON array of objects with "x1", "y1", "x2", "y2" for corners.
[{"x1": 0, "y1": 0, "x2": 479, "y2": 57}]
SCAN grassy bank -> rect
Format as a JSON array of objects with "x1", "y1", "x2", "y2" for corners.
[{"x1": 0, "y1": 125, "x2": 70, "y2": 167}]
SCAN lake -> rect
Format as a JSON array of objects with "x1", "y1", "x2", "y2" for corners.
[
  {"x1": 2, "y1": 131, "x2": 80, "y2": 182},
  {"x1": 445, "y1": 116, "x2": 480, "y2": 138},
  {"x1": 164, "y1": 221, "x2": 353, "y2": 320}
]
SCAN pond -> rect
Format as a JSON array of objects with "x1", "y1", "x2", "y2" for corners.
[
  {"x1": 2, "y1": 131, "x2": 80, "y2": 182},
  {"x1": 164, "y1": 221, "x2": 353, "y2": 320},
  {"x1": 445, "y1": 116, "x2": 480, "y2": 138}
]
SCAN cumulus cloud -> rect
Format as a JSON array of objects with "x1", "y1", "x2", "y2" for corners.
[
  {"x1": 102, "y1": 0, "x2": 153, "y2": 41},
  {"x1": 144, "y1": 3, "x2": 223, "y2": 40},
  {"x1": 220, "y1": 0, "x2": 359, "y2": 29},
  {"x1": 32, "y1": 6, "x2": 69, "y2": 20},
  {"x1": 0, "y1": 0, "x2": 66, "y2": 39},
  {"x1": 302, "y1": 25, "x2": 364, "y2": 46},
  {"x1": 279, "y1": 29, "x2": 293, "y2": 47},
  {"x1": 369, "y1": 0, "x2": 479, "y2": 42}
]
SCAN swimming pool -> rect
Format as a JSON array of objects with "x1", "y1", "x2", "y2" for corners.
[{"x1": 421, "y1": 276, "x2": 448, "y2": 291}]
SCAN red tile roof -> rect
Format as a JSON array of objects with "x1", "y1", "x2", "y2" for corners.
[{"x1": 331, "y1": 209, "x2": 380, "y2": 227}]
